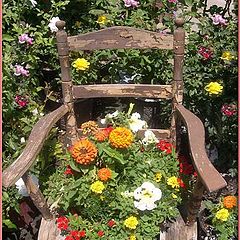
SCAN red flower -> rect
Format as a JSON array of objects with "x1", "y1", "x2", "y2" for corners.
[
  {"x1": 64, "y1": 165, "x2": 74, "y2": 175},
  {"x1": 177, "y1": 178, "x2": 186, "y2": 188},
  {"x1": 65, "y1": 236, "x2": 74, "y2": 240},
  {"x1": 221, "y1": 104, "x2": 237, "y2": 116},
  {"x1": 69, "y1": 230, "x2": 86, "y2": 240},
  {"x1": 198, "y1": 46, "x2": 213, "y2": 60},
  {"x1": 107, "y1": 219, "x2": 116, "y2": 227},
  {"x1": 79, "y1": 230, "x2": 86, "y2": 238},
  {"x1": 56, "y1": 216, "x2": 69, "y2": 230},
  {"x1": 15, "y1": 95, "x2": 28, "y2": 108},
  {"x1": 97, "y1": 230, "x2": 104, "y2": 237},
  {"x1": 105, "y1": 126, "x2": 114, "y2": 134},
  {"x1": 156, "y1": 140, "x2": 173, "y2": 154},
  {"x1": 178, "y1": 155, "x2": 194, "y2": 175}
]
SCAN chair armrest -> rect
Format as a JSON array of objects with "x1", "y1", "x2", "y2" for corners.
[
  {"x1": 2, "y1": 105, "x2": 69, "y2": 188},
  {"x1": 175, "y1": 105, "x2": 227, "y2": 192}
]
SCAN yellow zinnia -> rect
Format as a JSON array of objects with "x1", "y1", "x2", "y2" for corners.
[
  {"x1": 205, "y1": 82, "x2": 223, "y2": 95},
  {"x1": 220, "y1": 51, "x2": 234, "y2": 61},
  {"x1": 124, "y1": 216, "x2": 138, "y2": 230},
  {"x1": 109, "y1": 127, "x2": 133, "y2": 149},
  {"x1": 72, "y1": 58, "x2": 90, "y2": 71},
  {"x1": 97, "y1": 15, "x2": 108, "y2": 25},
  {"x1": 167, "y1": 176, "x2": 180, "y2": 189},
  {"x1": 90, "y1": 181, "x2": 105, "y2": 194},
  {"x1": 215, "y1": 208, "x2": 229, "y2": 221}
]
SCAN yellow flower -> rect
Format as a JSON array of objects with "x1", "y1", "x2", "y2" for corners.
[
  {"x1": 90, "y1": 181, "x2": 105, "y2": 194},
  {"x1": 215, "y1": 208, "x2": 229, "y2": 221},
  {"x1": 155, "y1": 172, "x2": 162, "y2": 182},
  {"x1": 97, "y1": 15, "x2": 108, "y2": 25},
  {"x1": 220, "y1": 51, "x2": 234, "y2": 61},
  {"x1": 171, "y1": 193, "x2": 178, "y2": 199},
  {"x1": 129, "y1": 234, "x2": 137, "y2": 240},
  {"x1": 72, "y1": 58, "x2": 90, "y2": 71},
  {"x1": 124, "y1": 216, "x2": 138, "y2": 230},
  {"x1": 205, "y1": 82, "x2": 223, "y2": 95},
  {"x1": 109, "y1": 127, "x2": 133, "y2": 149},
  {"x1": 167, "y1": 176, "x2": 180, "y2": 189}
]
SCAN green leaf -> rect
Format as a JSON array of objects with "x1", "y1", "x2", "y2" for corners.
[
  {"x1": 69, "y1": 160, "x2": 81, "y2": 173},
  {"x1": 3, "y1": 34, "x2": 15, "y2": 42},
  {"x1": 3, "y1": 219, "x2": 17, "y2": 229},
  {"x1": 102, "y1": 147, "x2": 125, "y2": 164}
]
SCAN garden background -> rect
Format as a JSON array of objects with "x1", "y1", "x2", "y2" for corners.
[{"x1": 2, "y1": 0, "x2": 237, "y2": 239}]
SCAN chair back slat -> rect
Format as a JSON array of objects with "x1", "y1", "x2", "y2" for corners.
[
  {"x1": 67, "y1": 26, "x2": 173, "y2": 51},
  {"x1": 72, "y1": 84, "x2": 172, "y2": 99}
]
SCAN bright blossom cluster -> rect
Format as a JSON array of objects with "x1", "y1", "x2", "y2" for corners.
[
  {"x1": 18, "y1": 33, "x2": 34, "y2": 45},
  {"x1": 211, "y1": 14, "x2": 227, "y2": 26},
  {"x1": 198, "y1": 46, "x2": 213, "y2": 60},
  {"x1": 14, "y1": 65, "x2": 30, "y2": 77},
  {"x1": 123, "y1": 0, "x2": 139, "y2": 8},
  {"x1": 221, "y1": 104, "x2": 237, "y2": 117},
  {"x1": 15, "y1": 95, "x2": 28, "y2": 108}
]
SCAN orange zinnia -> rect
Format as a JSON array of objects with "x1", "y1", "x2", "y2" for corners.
[
  {"x1": 94, "y1": 129, "x2": 109, "y2": 142},
  {"x1": 81, "y1": 121, "x2": 99, "y2": 135},
  {"x1": 223, "y1": 196, "x2": 237, "y2": 209},
  {"x1": 109, "y1": 127, "x2": 133, "y2": 149},
  {"x1": 98, "y1": 168, "x2": 112, "y2": 181},
  {"x1": 70, "y1": 138, "x2": 98, "y2": 165}
]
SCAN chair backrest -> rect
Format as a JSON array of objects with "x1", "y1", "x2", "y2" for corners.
[{"x1": 55, "y1": 19, "x2": 185, "y2": 146}]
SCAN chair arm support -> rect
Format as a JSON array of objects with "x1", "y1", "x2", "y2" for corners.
[
  {"x1": 2, "y1": 105, "x2": 69, "y2": 188},
  {"x1": 175, "y1": 105, "x2": 227, "y2": 192}
]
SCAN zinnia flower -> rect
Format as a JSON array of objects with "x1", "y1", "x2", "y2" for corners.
[
  {"x1": 98, "y1": 168, "x2": 112, "y2": 181},
  {"x1": 64, "y1": 165, "x2": 74, "y2": 175},
  {"x1": 124, "y1": 0, "x2": 139, "y2": 8},
  {"x1": 156, "y1": 140, "x2": 173, "y2": 154},
  {"x1": 48, "y1": 17, "x2": 60, "y2": 32},
  {"x1": 223, "y1": 196, "x2": 237, "y2": 209},
  {"x1": 56, "y1": 216, "x2": 69, "y2": 230},
  {"x1": 211, "y1": 14, "x2": 227, "y2": 26},
  {"x1": 81, "y1": 121, "x2": 98, "y2": 135},
  {"x1": 167, "y1": 176, "x2": 180, "y2": 188},
  {"x1": 205, "y1": 82, "x2": 223, "y2": 95},
  {"x1": 109, "y1": 127, "x2": 133, "y2": 148},
  {"x1": 94, "y1": 129, "x2": 109, "y2": 142},
  {"x1": 220, "y1": 51, "x2": 235, "y2": 61},
  {"x1": 90, "y1": 181, "x2": 105, "y2": 194},
  {"x1": 124, "y1": 216, "x2": 138, "y2": 229},
  {"x1": 96, "y1": 15, "x2": 108, "y2": 25},
  {"x1": 72, "y1": 58, "x2": 90, "y2": 71},
  {"x1": 215, "y1": 208, "x2": 229, "y2": 221},
  {"x1": 221, "y1": 104, "x2": 237, "y2": 116},
  {"x1": 70, "y1": 139, "x2": 97, "y2": 165},
  {"x1": 133, "y1": 182, "x2": 162, "y2": 211}
]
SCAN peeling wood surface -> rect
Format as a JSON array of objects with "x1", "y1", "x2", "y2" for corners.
[
  {"x1": 175, "y1": 105, "x2": 227, "y2": 192},
  {"x1": 160, "y1": 216, "x2": 197, "y2": 240},
  {"x1": 68, "y1": 26, "x2": 173, "y2": 51},
  {"x1": 73, "y1": 84, "x2": 173, "y2": 99},
  {"x1": 2, "y1": 105, "x2": 69, "y2": 188}
]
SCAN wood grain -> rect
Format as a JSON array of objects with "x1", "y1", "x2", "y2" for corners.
[
  {"x1": 73, "y1": 84, "x2": 172, "y2": 99},
  {"x1": 2, "y1": 105, "x2": 69, "y2": 188},
  {"x1": 68, "y1": 26, "x2": 173, "y2": 51},
  {"x1": 175, "y1": 104, "x2": 227, "y2": 192}
]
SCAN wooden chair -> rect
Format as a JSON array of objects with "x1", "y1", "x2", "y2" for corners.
[{"x1": 2, "y1": 18, "x2": 227, "y2": 240}]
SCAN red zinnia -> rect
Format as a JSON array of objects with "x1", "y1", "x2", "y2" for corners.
[
  {"x1": 178, "y1": 155, "x2": 194, "y2": 175},
  {"x1": 56, "y1": 216, "x2": 69, "y2": 230},
  {"x1": 64, "y1": 165, "x2": 74, "y2": 175},
  {"x1": 65, "y1": 236, "x2": 74, "y2": 240},
  {"x1": 156, "y1": 140, "x2": 173, "y2": 154},
  {"x1": 107, "y1": 219, "x2": 116, "y2": 227},
  {"x1": 97, "y1": 230, "x2": 104, "y2": 237}
]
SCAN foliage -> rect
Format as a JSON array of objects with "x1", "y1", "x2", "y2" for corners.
[{"x1": 204, "y1": 195, "x2": 238, "y2": 240}]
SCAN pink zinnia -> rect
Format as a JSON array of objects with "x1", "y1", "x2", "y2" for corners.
[
  {"x1": 14, "y1": 65, "x2": 30, "y2": 77},
  {"x1": 211, "y1": 14, "x2": 227, "y2": 26},
  {"x1": 221, "y1": 104, "x2": 237, "y2": 116},
  {"x1": 198, "y1": 46, "x2": 213, "y2": 60},
  {"x1": 123, "y1": 0, "x2": 139, "y2": 8},
  {"x1": 15, "y1": 95, "x2": 28, "y2": 108}
]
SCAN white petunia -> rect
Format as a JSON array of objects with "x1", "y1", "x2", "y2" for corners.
[
  {"x1": 48, "y1": 17, "x2": 60, "y2": 33},
  {"x1": 15, "y1": 174, "x2": 39, "y2": 197},
  {"x1": 142, "y1": 130, "x2": 158, "y2": 146},
  {"x1": 20, "y1": 137, "x2": 26, "y2": 143},
  {"x1": 133, "y1": 182, "x2": 162, "y2": 211},
  {"x1": 32, "y1": 108, "x2": 38, "y2": 116},
  {"x1": 129, "y1": 112, "x2": 147, "y2": 133}
]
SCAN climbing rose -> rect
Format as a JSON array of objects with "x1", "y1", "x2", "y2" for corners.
[
  {"x1": 123, "y1": 0, "x2": 139, "y2": 8},
  {"x1": 221, "y1": 104, "x2": 237, "y2": 116},
  {"x1": 15, "y1": 95, "x2": 28, "y2": 108},
  {"x1": 211, "y1": 14, "x2": 227, "y2": 26},
  {"x1": 198, "y1": 46, "x2": 213, "y2": 60},
  {"x1": 14, "y1": 65, "x2": 29, "y2": 77}
]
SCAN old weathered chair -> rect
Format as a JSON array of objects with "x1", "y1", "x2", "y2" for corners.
[{"x1": 2, "y1": 18, "x2": 227, "y2": 240}]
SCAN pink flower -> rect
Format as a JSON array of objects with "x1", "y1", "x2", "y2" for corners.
[
  {"x1": 198, "y1": 46, "x2": 213, "y2": 60},
  {"x1": 18, "y1": 33, "x2": 34, "y2": 45},
  {"x1": 221, "y1": 104, "x2": 237, "y2": 116},
  {"x1": 15, "y1": 95, "x2": 28, "y2": 108},
  {"x1": 211, "y1": 14, "x2": 227, "y2": 26},
  {"x1": 123, "y1": 0, "x2": 139, "y2": 8},
  {"x1": 168, "y1": 0, "x2": 177, "y2": 3},
  {"x1": 14, "y1": 65, "x2": 30, "y2": 77}
]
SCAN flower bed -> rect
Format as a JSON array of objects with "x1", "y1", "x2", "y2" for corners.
[{"x1": 43, "y1": 107, "x2": 189, "y2": 239}]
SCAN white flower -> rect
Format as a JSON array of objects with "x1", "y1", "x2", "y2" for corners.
[
  {"x1": 29, "y1": 0, "x2": 37, "y2": 7},
  {"x1": 48, "y1": 17, "x2": 60, "y2": 33},
  {"x1": 20, "y1": 137, "x2": 26, "y2": 143},
  {"x1": 32, "y1": 108, "x2": 38, "y2": 116},
  {"x1": 15, "y1": 174, "x2": 39, "y2": 197},
  {"x1": 129, "y1": 112, "x2": 147, "y2": 133},
  {"x1": 142, "y1": 130, "x2": 158, "y2": 146},
  {"x1": 101, "y1": 110, "x2": 119, "y2": 125},
  {"x1": 133, "y1": 182, "x2": 162, "y2": 211}
]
